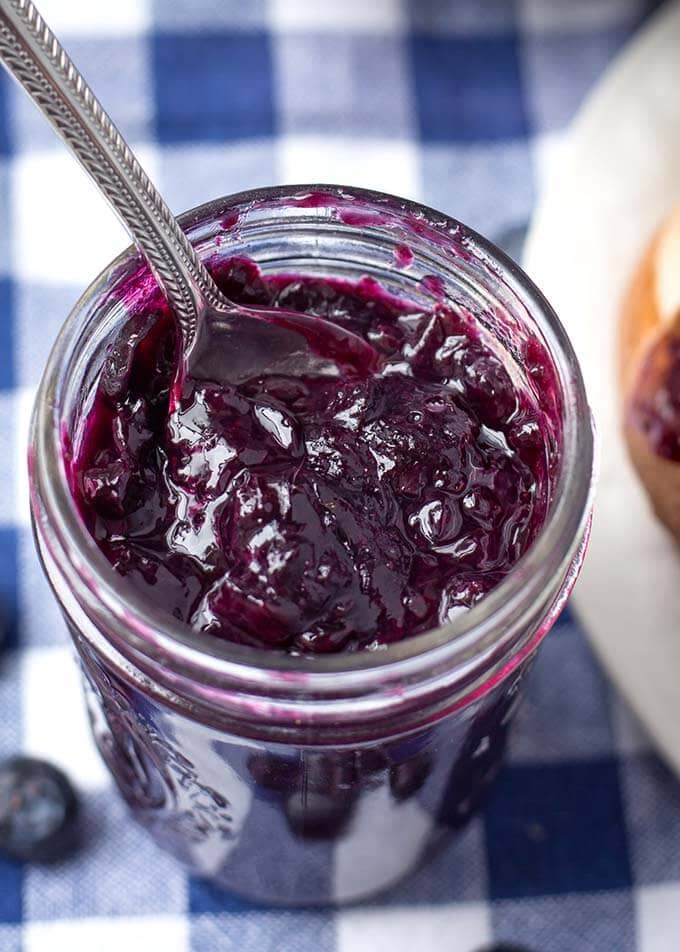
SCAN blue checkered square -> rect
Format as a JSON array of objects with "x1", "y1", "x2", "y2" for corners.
[
  {"x1": 0, "y1": 860, "x2": 21, "y2": 925},
  {"x1": 15, "y1": 283, "x2": 80, "y2": 390},
  {"x1": 24, "y1": 791, "x2": 187, "y2": 921},
  {"x1": 189, "y1": 801, "x2": 333, "y2": 908},
  {"x1": 409, "y1": 33, "x2": 529, "y2": 141},
  {"x1": 152, "y1": 32, "x2": 275, "y2": 143},
  {"x1": 0, "y1": 73, "x2": 11, "y2": 158},
  {"x1": 409, "y1": 0, "x2": 515, "y2": 34},
  {"x1": 420, "y1": 140, "x2": 533, "y2": 239},
  {"x1": 491, "y1": 891, "x2": 636, "y2": 952},
  {"x1": 0, "y1": 162, "x2": 11, "y2": 280},
  {"x1": 621, "y1": 754, "x2": 680, "y2": 885},
  {"x1": 18, "y1": 528, "x2": 68, "y2": 649},
  {"x1": 189, "y1": 878, "x2": 257, "y2": 916},
  {"x1": 12, "y1": 38, "x2": 152, "y2": 151},
  {"x1": 0, "y1": 279, "x2": 14, "y2": 391},
  {"x1": 507, "y1": 617, "x2": 615, "y2": 764},
  {"x1": 0, "y1": 528, "x2": 18, "y2": 650},
  {"x1": 0, "y1": 652, "x2": 21, "y2": 758},
  {"x1": 152, "y1": 0, "x2": 268, "y2": 30},
  {"x1": 382, "y1": 818, "x2": 488, "y2": 905},
  {"x1": 190, "y1": 911, "x2": 335, "y2": 952},
  {"x1": 158, "y1": 142, "x2": 276, "y2": 215},
  {"x1": 485, "y1": 758, "x2": 632, "y2": 898},
  {"x1": 0, "y1": 925, "x2": 21, "y2": 952},
  {"x1": 522, "y1": 25, "x2": 640, "y2": 131},
  {"x1": 276, "y1": 33, "x2": 414, "y2": 137},
  {"x1": 0, "y1": 392, "x2": 20, "y2": 538}
]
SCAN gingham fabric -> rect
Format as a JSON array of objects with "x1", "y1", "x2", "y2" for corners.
[{"x1": 0, "y1": 0, "x2": 675, "y2": 950}]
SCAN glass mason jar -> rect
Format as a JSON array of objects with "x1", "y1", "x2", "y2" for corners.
[{"x1": 29, "y1": 185, "x2": 594, "y2": 906}]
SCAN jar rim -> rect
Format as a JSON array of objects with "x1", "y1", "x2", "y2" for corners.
[{"x1": 30, "y1": 183, "x2": 595, "y2": 694}]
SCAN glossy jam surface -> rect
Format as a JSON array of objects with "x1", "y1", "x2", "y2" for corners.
[{"x1": 71, "y1": 258, "x2": 558, "y2": 654}]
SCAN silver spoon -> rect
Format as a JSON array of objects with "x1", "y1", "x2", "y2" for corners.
[{"x1": 0, "y1": 0, "x2": 375, "y2": 385}]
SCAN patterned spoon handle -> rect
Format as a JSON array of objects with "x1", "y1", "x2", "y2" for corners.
[{"x1": 0, "y1": 0, "x2": 231, "y2": 347}]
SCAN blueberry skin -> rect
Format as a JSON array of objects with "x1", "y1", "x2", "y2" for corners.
[{"x1": 0, "y1": 757, "x2": 80, "y2": 863}]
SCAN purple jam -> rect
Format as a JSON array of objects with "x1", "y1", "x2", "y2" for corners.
[
  {"x1": 630, "y1": 336, "x2": 680, "y2": 460},
  {"x1": 70, "y1": 258, "x2": 558, "y2": 654}
]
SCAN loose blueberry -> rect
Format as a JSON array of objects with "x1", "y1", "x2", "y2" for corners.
[{"x1": 0, "y1": 757, "x2": 80, "y2": 862}]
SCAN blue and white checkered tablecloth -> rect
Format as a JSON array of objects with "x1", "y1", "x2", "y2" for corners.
[{"x1": 0, "y1": 0, "x2": 676, "y2": 949}]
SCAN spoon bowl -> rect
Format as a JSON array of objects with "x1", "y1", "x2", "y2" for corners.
[{"x1": 186, "y1": 302, "x2": 380, "y2": 387}]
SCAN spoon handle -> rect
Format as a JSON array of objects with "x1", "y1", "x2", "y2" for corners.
[{"x1": 0, "y1": 0, "x2": 229, "y2": 346}]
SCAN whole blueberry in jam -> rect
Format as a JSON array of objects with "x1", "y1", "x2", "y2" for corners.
[{"x1": 71, "y1": 258, "x2": 559, "y2": 654}]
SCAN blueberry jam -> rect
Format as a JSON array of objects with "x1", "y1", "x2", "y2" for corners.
[
  {"x1": 630, "y1": 335, "x2": 680, "y2": 460},
  {"x1": 71, "y1": 257, "x2": 557, "y2": 654}
]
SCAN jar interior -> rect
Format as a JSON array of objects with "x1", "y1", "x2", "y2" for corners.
[
  {"x1": 34, "y1": 186, "x2": 591, "y2": 686},
  {"x1": 66, "y1": 191, "x2": 562, "y2": 505}
]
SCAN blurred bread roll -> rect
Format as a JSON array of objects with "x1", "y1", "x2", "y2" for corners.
[{"x1": 621, "y1": 206, "x2": 680, "y2": 539}]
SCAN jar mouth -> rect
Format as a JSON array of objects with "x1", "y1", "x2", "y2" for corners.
[{"x1": 30, "y1": 183, "x2": 595, "y2": 683}]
